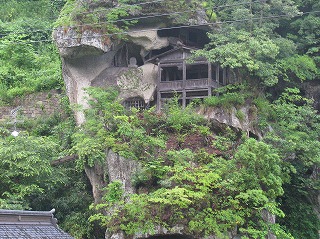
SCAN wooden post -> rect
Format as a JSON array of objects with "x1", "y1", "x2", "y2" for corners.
[
  {"x1": 182, "y1": 59, "x2": 186, "y2": 108},
  {"x1": 157, "y1": 63, "x2": 161, "y2": 111},
  {"x1": 216, "y1": 65, "x2": 219, "y2": 85},
  {"x1": 223, "y1": 68, "x2": 227, "y2": 85},
  {"x1": 208, "y1": 62, "x2": 212, "y2": 97}
]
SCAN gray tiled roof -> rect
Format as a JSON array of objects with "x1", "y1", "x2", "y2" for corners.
[{"x1": 0, "y1": 209, "x2": 74, "y2": 239}]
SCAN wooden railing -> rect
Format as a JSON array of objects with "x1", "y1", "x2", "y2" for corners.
[
  {"x1": 185, "y1": 78, "x2": 209, "y2": 89},
  {"x1": 158, "y1": 78, "x2": 219, "y2": 91},
  {"x1": 158, "y1": 80, "x2": 183, "y2": 91}
]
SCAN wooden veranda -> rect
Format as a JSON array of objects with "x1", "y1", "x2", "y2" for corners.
[{"x1": 147, "y1": 46, "x2": 230, "y2": 110}]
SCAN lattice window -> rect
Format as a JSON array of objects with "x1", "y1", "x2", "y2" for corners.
[{"x1": 124, "y1": 97, "x2": 145, "y2": 110}]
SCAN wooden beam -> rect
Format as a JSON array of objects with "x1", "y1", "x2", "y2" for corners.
[{"x1": 157, "y1": 62, "x2": 162, "y2": 112}]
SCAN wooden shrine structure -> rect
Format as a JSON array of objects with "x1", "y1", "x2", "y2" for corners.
[{"x1": 147, "y1": 46, "x2": 232, "y2": 110}]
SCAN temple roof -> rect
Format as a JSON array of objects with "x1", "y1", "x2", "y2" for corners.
[
  {"x1": 145, "y1": 46, "x2": 207, "y2": 65},
  {"x1": 0, "y1": 209, "x2": 74, "y2": 239}
]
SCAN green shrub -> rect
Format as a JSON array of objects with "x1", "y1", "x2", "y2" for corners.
[
  {"x1": 236, "y1": 109, "x2": 245, "y2": 122},
  {"x1": 203, "y1": 84, "x2": 251, "y2": 109},
  {"x1": 165, "y1": 97, "x2": 205, "y2": 132}
]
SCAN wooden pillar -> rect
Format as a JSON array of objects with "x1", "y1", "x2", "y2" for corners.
[
  {"x1": 223, "y1": 68, "x2": 227, "y2": 85},
  {"x1": 216, "y1": 65, "x2": 220, "y2": 96},
  {"x1": 216, "y1": 65, "x2": 219, "y2": 85},
  {"x1": 208, "y1": 62, "x2": 212, "y2": 97},
  {"x1": 157, "y1": 63, "x2": 161, "y2": 112},
  {"x1": 182, "y1": 60, "x2": 186, "y2": 108}
]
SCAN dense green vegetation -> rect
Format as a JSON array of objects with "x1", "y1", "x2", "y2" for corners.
[
  {"x1": 0, "y1": 0, "x2": 319, "y2": 238},
  {"x1": 77, "y1": 86, "x2": 319, "y2": 238},
  {"x1": 80, "y1": 88, "x2": 288, "y2": 238},
  {"x1": 0, "y1": 0, "x2": 64, "y2": 104},
  {"x1": 0, "y1": 0, "x2": 100, "y2": 238}
]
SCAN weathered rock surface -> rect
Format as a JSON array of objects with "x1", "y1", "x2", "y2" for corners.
[
  {"x1": 84, "y1": 162, "x2": 107, "y2": 203},
  {"x1": 53, "y1": 28, "x2": 113, "y2": 58},
  {"x1": 54, "y1": 25, "x2": 166, "y2": 124},
  {"x1": 61, "y1": 52, "x2": 115, "y2": 124},
  {"x1": 106, "y1": 149, "x2": 141, "y2": 195},
  {"x1": 127, "y1": 28, "x2": 169, "y2": 54},
  {"x1": 199, "y1": 105, "x2": 262, "y2": 139},
  {"x1": 303, "y1": 79, "x2": 320, "y2": 111}
]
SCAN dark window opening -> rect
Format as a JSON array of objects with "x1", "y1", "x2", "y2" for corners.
[
  {"x1": 161, "y1": 66, "x2": 182, "y2": 81},
  {"x1": 186, "y1": 64, "x2": 208, "y2": 80},
  {"x1": 188, "y1": 31, "x2": 198, "y2": 44},
  {"x1": 186, "y1": 28, "x2": 210, "y2": 47},
  {"x1": 211, "y1": 64, "x2": 216, "y2": 80},
  {"x1": 161, "y1": 92, "x2": 182, "y2": 99},
  {"x1": 124, "y1": 97, "x2": 145, "y2": 110},
  {"x1": 249, "y1": 131, "x2": 259, "y2": 140},
  {"x1": 186, "y1": 90, "x2": 209, "y2": 98}
]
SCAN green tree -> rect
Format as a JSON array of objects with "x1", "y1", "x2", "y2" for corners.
[
  {"x1": 263, "y1": 88, "x2": 320, "y2": 238},
  {"x1": 194, "y1": 0, "x2": 319, "y2": 86},
  {"x1": 0, "y1": 135, "x2": 59, "y2": 209},
  {"x1": 82, "y1": 89, "x2": 292, "y2": 238},
  {"x1": 0, "y1": 0, "x2": 63, "y2": 104}
]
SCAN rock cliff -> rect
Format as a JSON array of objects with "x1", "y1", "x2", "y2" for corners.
[{"x1": 53, "y1": 1, "x2": 274, "y2": 238}]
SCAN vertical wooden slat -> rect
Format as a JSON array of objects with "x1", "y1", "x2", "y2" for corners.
[
  {"x1": 182, "y1": 52, "x2": 186, "y2": 108},
  {"x1": 157, "y1": 63, "x2": 161, "y2": 111},
  {"x1": 208, "y1": 63, "x2": 212, "y2": 97},
  {"x1": 216, "y1": 64, "x2": 219, "y2": 84}
]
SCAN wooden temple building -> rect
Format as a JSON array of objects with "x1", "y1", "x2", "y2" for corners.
[{"x1": 147, "y1": 46, "x2": 234, "y2": 110}]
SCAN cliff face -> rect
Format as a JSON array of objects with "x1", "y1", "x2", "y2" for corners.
[
  {"x1": 53, "y1": 0, "x2": 209, "y2": 124},
  {"x1": 53, "y1": 1, "x2": 276, "y2": 238}
]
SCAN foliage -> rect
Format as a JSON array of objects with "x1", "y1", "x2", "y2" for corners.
[
  {"x1": 0, "y1": 0, "x2": 63, "y2": 105},
  {"x1": 29, "y1": 164, "x2": 98, "y2": 239},
  {"x1": 91, "y1": 138, "x2": 291, "y2": 238},
  {"x1": 54, "y1": 0, "x2": 141, "y2": 39},
  {"x1": 193, "y1": 3, "x2": 320, "y2": 234},
  {"x1": 203, "y1": 83, "x2": 250, "y2": 109},
  {"x1": 260, "y1": 88, "x2": 320, "y2": 238},
  {"x1": 71, "y1": 87, "x2": 166, "y2": 168},
  {"x1": 0, "y1": 41, "x2": 63, "y2": 104},
  {"x1": 1, "y1": 0, "x2": 320, "y2": 238},
  {"x1": 79, "y1": 86, "x2": 292, "y2": 238},
  {"x1": 194, "y1": 0, "x2": 319, "y2": 86},
  {"x1": 164, "y1": 97, "x2": 206, "y2": 133},
  {"x1": 0, "y1": 135, "x2": 59, "y2": 209},
  {"x1": 72, "y1": 85, "x2": 319, "y2": 238},
  {"x1": 278, "y1": 183, "x2": 320, "y2": 239},
  {"x1": 196, "y1": 28, "x2": 282, "y2": 86},
  {"x1": 54, "y1": 0, "x2": 219, "y2": 38},
  {"x1": 285, "y1": 0, "x2": 320, "y2": 64},
  {"x1": 279, "y1": 54, "x2": 318, "y2": 81},
  {"x1": 266, "y1": 88, "x2": 320, "y2": 168}
]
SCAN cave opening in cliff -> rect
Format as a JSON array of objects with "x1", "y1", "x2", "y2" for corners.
[
  {"x1": 157, "y1": 27, "x2": 210, "y2": 48},
  {"x1": 114, "y1": 43, "x2": 144, "y2": 67},
  {"x1": 143, "y1": 234, "x2": 194, "y2": 239}
]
